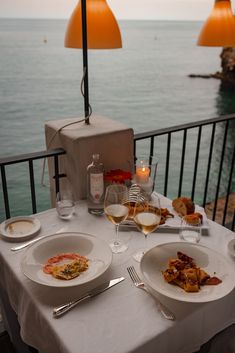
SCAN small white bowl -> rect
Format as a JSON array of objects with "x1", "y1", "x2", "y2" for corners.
[{"x1": 0, "y1": 216, "x2": 41, "y2": 242}]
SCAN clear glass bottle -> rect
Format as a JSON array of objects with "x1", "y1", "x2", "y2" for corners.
[{"x1": 87, "y1": 154, "x2": 105, "y2": 215}]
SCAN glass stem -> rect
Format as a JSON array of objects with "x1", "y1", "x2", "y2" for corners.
[
  {"x1": 114, "y1": 224, "x2": 120, "y2": 246},
  {"x1": 144, "y1": 233, "x2": 148, "y2": 251}
]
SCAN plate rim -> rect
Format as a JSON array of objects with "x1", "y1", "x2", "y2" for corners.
[
  {"x1": 227, "y1": 238, "x2": 235, "y2": 257},
  {"x1": 0, "y1": 215, "x2": 41, "y2": 241},
  {"x1": 140, "y1": 241, "x2": 235, "y2": 303},
  {"x1": 21, "y1": 231, "x2": 113, "y2": 287}
]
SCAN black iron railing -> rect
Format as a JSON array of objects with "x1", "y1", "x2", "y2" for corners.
[
  {"x1": 0, "y1": 115, "x2": 234, "y2": 230},
  {"x1": 0, "y1": 148, "x2": 66, "y2": 219},
  {"x1": 134, "y1": 114, "x2": 235, "y2": 231}
]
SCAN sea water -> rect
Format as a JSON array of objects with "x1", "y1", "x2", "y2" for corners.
[{"x1": 0, "y1": 19, "x2": 234, "y2": 220}]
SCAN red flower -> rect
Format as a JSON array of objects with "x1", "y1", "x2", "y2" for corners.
[{"x1": 104, "y1": 169, "x2": 132, "y2": 184}]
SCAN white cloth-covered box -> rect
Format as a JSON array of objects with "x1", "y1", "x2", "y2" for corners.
[{"x1": 45, "y1": 115, "x2": 134, "y2": 201}]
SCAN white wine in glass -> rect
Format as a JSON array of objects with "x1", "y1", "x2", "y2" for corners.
[
  {"x1": 104, "y1": 184, "x2": 129, "y2": 254},
  {"x1": 133, "y1": 195, "x2": 161, "y2": 262}
]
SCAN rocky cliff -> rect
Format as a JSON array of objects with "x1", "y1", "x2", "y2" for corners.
[{"x1": 189, "y1": 47, "x2": 235, "y2": 87}]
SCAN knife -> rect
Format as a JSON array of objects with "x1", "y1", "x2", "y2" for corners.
[
  {"x1": 53, "y1": 277, "x2": 125, "y2": 318},
  {"x1": 11, "y1": 228, "x2": 67, "y2": 252},
  {"x1": 11, "y1": 234, "x2": 51, "y2": 251}
]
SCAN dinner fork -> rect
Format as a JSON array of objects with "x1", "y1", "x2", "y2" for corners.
[{"x1": 127, "y1": 266, "x2": 175, "y2": 321}]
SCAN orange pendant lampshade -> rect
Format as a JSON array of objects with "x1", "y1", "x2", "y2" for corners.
[
  {"x1": 65, "y1": 0, "x2": 122, "y2": 49},
  {"x1": 197, "y1": 0, "x2": 235, "y2": 47}
]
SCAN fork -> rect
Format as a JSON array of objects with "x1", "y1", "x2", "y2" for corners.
[{"x1": 127, "y1": 266, "x2": 175, "y2": 321}]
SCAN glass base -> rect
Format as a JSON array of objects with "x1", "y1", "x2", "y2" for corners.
[
  {"x1": 132, "y1": 248, "x2": 146, "y2": 262},
  {"x1": 109, "y1": 240, "x2": 128, "y2": 254},
  {"x1": 88, "y1": 207, "x2": 104, "y2": 215}
]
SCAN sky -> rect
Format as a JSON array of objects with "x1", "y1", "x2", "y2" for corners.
[{"x1": 0, "y1": 0, "x2": 216, "y2": 21}]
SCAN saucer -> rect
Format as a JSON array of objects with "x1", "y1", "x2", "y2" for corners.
[{"x1": 0, "y1": 216, "x2": 41, "y2": 242}]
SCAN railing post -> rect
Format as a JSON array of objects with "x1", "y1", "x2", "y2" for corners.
[
  {"x1": 164, "y1": 133, "x2": 171, "y2": 196},
  {"x1": 212, "y1": 120, "x2": 229, "y2": 221},
  {"x1": 1, "y1": 165, "x2": 10, "y2": 219},
  {"x1": 54, "y1": 155, "x2": 60, "y2": 195},
  {"x1": 178, "y1": 129, "x2": 187, "y2": 197},
  {"x1": 29, "y1": 160, "x2": 37, "y2": 214},
  {"x1": 191, "y1": 126, "x2": 202, "y2": 201},
  {"x1": 203, "y1": 123, "x2": 216, "y2": 207},
  {"x1": 222, "y1": 143, "x2": 235, "y2": 227}
]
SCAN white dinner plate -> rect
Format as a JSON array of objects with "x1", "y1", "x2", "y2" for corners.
[
  {"x1": 0, "y1": 216, "x2": 41, "y2": 242},
  {"x1": 21, "y1": 232, "x2": 112, "y2": 287},
  {"x1": 140, "y1": 242, "x2": 235, "y2": 303}
]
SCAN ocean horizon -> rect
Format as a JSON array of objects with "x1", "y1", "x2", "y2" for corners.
[{"x1": 0, "y1": 18, "x2": 234, "y2": 219}]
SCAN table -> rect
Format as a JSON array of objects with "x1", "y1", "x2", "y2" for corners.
[{"x1": 0, "y1": 195, "x2": 235, "y2": 353}]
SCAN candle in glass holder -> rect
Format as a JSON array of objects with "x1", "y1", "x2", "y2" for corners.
[{"x1": 136, "y1": 161, "x2": 150, "y2": 184}]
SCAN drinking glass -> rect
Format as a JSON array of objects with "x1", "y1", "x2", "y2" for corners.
[
  {"x1": 179, "y1": 216, "x2": 201, "y2": 243},
  {"x1": 56, "y1": 188, "x2": 75, "y2": 220},
  {"x1": 104, "y1": 184, "x2": 129, "y2": 254},
  {"x1": 133, "y1": 195, "x2": 161, "y2": 262}
]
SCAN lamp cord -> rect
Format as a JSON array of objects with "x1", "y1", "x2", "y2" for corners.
[
  {"x1": 41, "y1": 69, "x2": 93, "y2": 187},
  {"x1": 41, "y1": 118, "x2": 85, "y2": 187},
  {"x1": 81, "y1": 66, "x2": 92, "y2": 119}
]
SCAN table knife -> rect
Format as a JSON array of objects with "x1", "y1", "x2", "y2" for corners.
[
  {"x1": 53, "y1": 277, "x2": 125, "y2": 318},
  {"x1": 11, "y1": 235, "x2": 50, "y2": 251},
  {"x1": 11, "y1": 228, "x2": 67, "y2": 251}
]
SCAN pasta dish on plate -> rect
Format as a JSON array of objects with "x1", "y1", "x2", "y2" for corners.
[
  {"x1": 43, "y1": 252, "x2": 89, "y2": 280},
  {"x1": 162, "y1": 251, "x2": 222, "y2": 292}
]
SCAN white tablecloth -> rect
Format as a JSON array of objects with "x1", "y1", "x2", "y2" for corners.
[{"x1": 0, "y1": 195, "x2": 235, "y2": 353}]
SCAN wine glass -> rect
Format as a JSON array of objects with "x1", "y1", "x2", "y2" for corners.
[
  {"x1": 104, "y1": 184, "x2": 129, "y2": 254},
  {"x1": 133, "y1": 195, "x2": 161, "y2": 262}
]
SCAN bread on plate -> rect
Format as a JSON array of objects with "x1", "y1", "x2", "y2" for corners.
[
  {"x1": 183, "y1": 212, "x2": 203, "y2": 225},
  {"x1": 172, "y1": 197, "x2": 195, "y2": 216}
]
